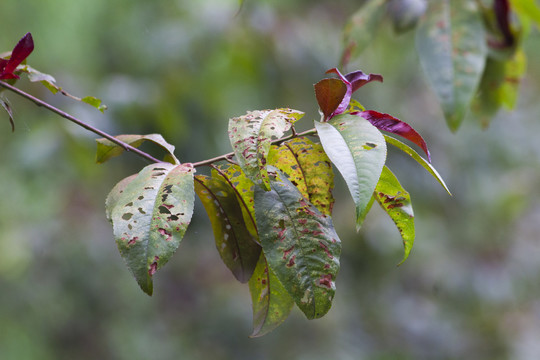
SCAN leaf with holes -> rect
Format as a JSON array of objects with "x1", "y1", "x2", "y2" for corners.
[
  {"x1": 96, "y1": 134, "x2": 179, "y2": 164},
  {"x1": 194, "y1": 174, "x2": 261, "y2": 283},
  {"x1": 315, "y1": 114, "x2": 387, "y2": 230},
  {"x1": 254, "y1": 168, "x2": 341, "y2": 319},
  {"x1": 211, "y1": 164, "x2": 258, "y2": 240},
  {"x1": 107, "y1": 163, "x2": 195, "y2": 295},
  {"x1": 375, "y1": 166, "x2": 414, "y2": 265},
  {"x1": 416, "y1": 0, "x2": 487, "y2": 131},
  {"x1": 384, "y1": 135, "x2": 451, "y2": 195},
  {"x1": 249, "y1": 253, "x2": 294, "y2": 337},
  {"x1": 228, "y1": 108, "x2": 304, "y2": 189},
  {"x1": 267, "y1": 137, "x2": 335, "y2": 216}
]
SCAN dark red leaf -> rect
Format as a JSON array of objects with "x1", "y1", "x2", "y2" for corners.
[
  {"x1": 493, "y1": 0, "x2": 514, "y2": 48},
  {"x1": 0, "y1": 33, "x2": 34, "y2": 80},
  {"x1": 314, "y1": 78, "x2": 348, "y2": 120},
  {"x1": 344, "y1": 70, "x2": 384, "y2": 93},
  {"x1": 326, "y1": 67, "x2": 383, "y2": 93},
  {"x1": 356, "y1": 110, "x2": 431, "y2": 162}
]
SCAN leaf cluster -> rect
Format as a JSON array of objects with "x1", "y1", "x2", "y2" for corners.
[
  {"x1": 343, "y1": 0, "x2": 540, "y2": 131},
  {"x1": 101, "y1": 69, "x2": 449, "y2": 336}
]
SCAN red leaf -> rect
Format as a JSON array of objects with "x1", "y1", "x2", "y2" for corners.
[
  {"x1": 344, "y1": 70, "x2": 383, "y2": 93},
  {"x1": 0, "y1": 33, "x2": 34, "y2": 80},
  {"x1": 357, "y1": 110, "x2": 431, "y2": 162},
  {"x1": 314, "y1": 78, "x2": 348, "y2": 120},
  {"x1": 493, "y1": 0, "x2": 514, "y2": 48}
]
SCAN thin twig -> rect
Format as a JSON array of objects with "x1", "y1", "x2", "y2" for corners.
[
  {"x1": 0, "y1": 80, "x2": 162, "y2": 164},
  {"x1": 191, "y1": 128, "x2": 318, "y2": 168}
]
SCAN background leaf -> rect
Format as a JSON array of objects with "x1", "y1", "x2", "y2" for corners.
[
  {"x1": 375, "y1": 166, "x2": 414, "y2": 265},
  {"x1": 228, "y1": 108, "x2": 303, "y2": 189},
  {"x1": 254, "y1": 168, "x2": 341, "y2": 319},
  {"x1": 315, "y1": 114, "x2": 387, "y2": 230},
  {"x1": 194, "y1": 174, "x2": 261, "y2": 283},
  {"x1": 107, "y1": 163, "x2": 195, "y2": 295},
  {"x1": 248, "y1": 253, "x2": 294, "y2": 338},
  {"x1": 384, "y1": 135, "x2": 451, "y2": 195},
  {"x1": 342, "y1": 0, "x2": 389, "y2": 66},
  {"x1": 416, "y1": 0, "x2": 487, "y2": 131},
  {"x1": 96, "y1": 134, "x2": 179, "y2": 164}
]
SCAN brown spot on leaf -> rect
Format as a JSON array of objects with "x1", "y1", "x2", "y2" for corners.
[
  {"x1": 287, "y1": 255, "x2": 296, "y2": 267},
  {"x1": 148, "y1": 256, "x2": 159, "y2": 276},
  {"x1": 158, "y1": 228, "x2": 172, "y2": 241},
  {"x1": 318, "y1": 274, "x2": 332, "y2": 289},
  {"x1": 319, "y1": 241, "x2": 333, "y2": 259}
]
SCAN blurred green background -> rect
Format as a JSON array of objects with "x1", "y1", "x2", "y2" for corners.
[{"x1": 1, "y1": 0, "x2": 540, "y2": 359}]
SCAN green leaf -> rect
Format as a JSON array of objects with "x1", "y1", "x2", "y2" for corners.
[
  {"x1": 248, "y1": 253, "x2": 294, "y2": 337},
  {"x1": 416, "y1": 0, "x2": 487, "y2": 131},
  {"x1": 315, "y1": 114, "x2": 387, "y2": 230},
  {"x1": 194, "y1": 174, "x2": 261, "y2": 283},
  {"x1": 228, "y1": 108, "x2": 304, "y2": 190},
  {"x1": 96, "y1": 134, "x2": 179, "y2": 165},
  {"x1": 375, "y1": 166, "x2": 414, "y2": 265},
  {"x1": 384, "y1": 135, "x2": 451, "y2": 195},
  {"x1": 510, "y1": 0, "x2": 540, "y2": 26},
  {"x1": 471, "y1": 50, "x2": 525, "y2": 128},
  {"x1": 107, "y1": 163, "x2": 195, "y2": 295},
  {"x1": 82, "y1": 96, "x2": 107, "y2": 113},
  {"x1": 342, "y1": 0, "x2": 388, "y2": 66},
  {"x1": 18, "y1": 65, "x2": 108, "y2": 111},
  {"x1": 254, "y1": 168, "x2": 341, "y2": 319},
  {"x1": 267, "y1": 137, "x2": 335, "y2": 216},
  {"x1": 212, "y1": 164, "x2": 258, "y2": 240}
]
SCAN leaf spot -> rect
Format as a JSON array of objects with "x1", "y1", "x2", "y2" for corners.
[
  {"x1": 122, "y1": 213, "x2": 133, "y2": 220},
  {"x1": 148, "y1": 256, "x2": 159, "y2": 276}
]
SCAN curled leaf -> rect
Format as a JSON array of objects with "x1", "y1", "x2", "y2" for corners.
[
  {"x1": 96, "y1": 134, "x2": 179, "y2": 164},
  {"x1": 0, "y1": 96, "x2": 14, "y2": 132},
  {"x1": 194, "y1": 174, "x2": 261, "y2": 283}
]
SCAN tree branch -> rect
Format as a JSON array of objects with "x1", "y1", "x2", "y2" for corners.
[
  {"x1": 0, "y1": 80, "x2": 162, "y2": 164},
  {"x1": 191, "y1": 128, "x2": 318, "y2": 168},
  {"x1": 1, "y1": 80, "x2": 319, "y2": 168}
]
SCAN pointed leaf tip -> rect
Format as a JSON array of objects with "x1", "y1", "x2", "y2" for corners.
[
  {"x1": 0, "y1": 32, "x2": 34, "y2": 80},
  {"x1": 375, "y1": 166, "x2": 415, "y2": 265},
  {"x1": 357, "y1": 110, "x2": 431, "y2": 162}
]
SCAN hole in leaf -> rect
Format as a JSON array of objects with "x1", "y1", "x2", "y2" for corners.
[{"x1": 122, "y1": 213, "x2": 133, "y2": 220}]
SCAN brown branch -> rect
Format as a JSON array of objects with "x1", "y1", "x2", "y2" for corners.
[
  {"x1": 0, "y1": 80, "x2": 162, "y2": 164},
  {"x1": 191, "y1": 128, "x2": 318, "y2": 168}
]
